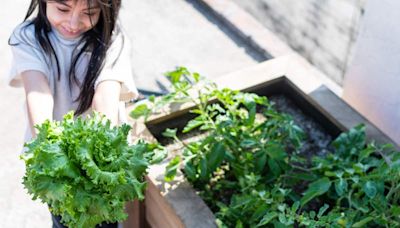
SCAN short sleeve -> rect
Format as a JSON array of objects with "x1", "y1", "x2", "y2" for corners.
[
  {"x1": 95, "y1": 30, "x2": 139, "y2": 102},
  {"x1": 8, "y1": 22, "x2": 49, "y2": 87}
]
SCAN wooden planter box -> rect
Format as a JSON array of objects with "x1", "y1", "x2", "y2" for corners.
[{"x1": 127, "y1": 55, "x2": 398, "y2": 228}]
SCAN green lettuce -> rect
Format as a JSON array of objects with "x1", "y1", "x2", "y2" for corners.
[{"x1": 21, "y1": 111, "x2": 166, "y2": 227}]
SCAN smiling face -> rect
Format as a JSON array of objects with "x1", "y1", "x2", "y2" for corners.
[{"x1": 46, "y1": 0, "x2": 101, "y2": 39}]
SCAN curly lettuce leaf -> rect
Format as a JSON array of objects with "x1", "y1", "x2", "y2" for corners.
[{"x1": 21, "y1": 111, "x2": 166, "y2": 228}]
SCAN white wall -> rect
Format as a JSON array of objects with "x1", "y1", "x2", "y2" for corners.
[{"x1": 343, "y1": 0, "x2": 400, "y2": 146}]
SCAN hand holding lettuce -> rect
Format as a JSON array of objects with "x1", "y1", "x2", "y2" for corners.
[{"x1": 21, "y1": 111, "x2": 166, "y2": 228}]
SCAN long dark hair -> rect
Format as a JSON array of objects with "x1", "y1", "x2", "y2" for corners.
[{"x1": 13, "y1": 0, "x2": 122, "y2": 115}]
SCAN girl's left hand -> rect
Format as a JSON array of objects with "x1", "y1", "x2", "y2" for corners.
[{"x1": 92, "y1": 80, "x2": 121, "y2": 126}]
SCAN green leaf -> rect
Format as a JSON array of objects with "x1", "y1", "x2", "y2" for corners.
[
  {"x1": 150, "y1": 148, "x2": 168, "y2": 164},
  {"x1": 288, "y1": 124, "x2": 305, "y2": 149},
  {"x1": 334, "y1": 178, "x2": 348, "y2": 196},
  {"x1": 230, "y1": 194, "x2": 254, "y2": 209},
  {"x1": 332, "y1": 124, "x2": 366, "y2": 156},
  {"x1": 206, "y1": 142, "x2": 225, "y2": 172},
  {"x1": 352, "y1": 198, "x2": 369, "y2": 213},
  {"x1": 184, "y1": 162, "x2": 196, "y2": 181},
  {"x1": 272, "y1": 221, "x2": 287, "y2": 228},
  {"x1": 183, "y1": 118, "x2": 204, "y2": 133},
  {"x1": 162, "y1": 128, "x2": 177, "y2": 138},
  {"x1": 363, "y1": 181, "x2": 377, "y2": 198},
  {"x1": 250, "y1": 204, "x2": 269, "y2": 224},
  {"x1": 391, "y1": 206, "x2": 400, "y2": 216},
  {"x1": 352, "y1": 216, "x2": 374, "y2": 227},
  {"x1": 130, "y1": 104, "x2": 152, "y2": 119},
  {"x1": 148, "y1": 95, "x2": 156, "y2": 103},
  {"x1": 277, "y1": 204, "x2": 286, "y2": 212},
  {"x1": 268, "y1": 158, "x2": 281, "y2": 177},
  {"x1": 240, "y1": 139, "x2": 257, "y2": 148},
  {"x1": 165, "y1": 67, "x2": 188, "y2": 84},
  {"x1": 278, "y1": 213, "x2": 287, "y2": 224},
  {"x1": 317, "y1": 204, "x2": 329, "y2": 218},
  {"x1": 200, "y1": 157, "x2": 209, "y2": 181},
  {"x1": 291, "y1": 201, "x2": 300, "y2": 213},
  {"x1": 309, "y1": 211, "x2": 316, "y2": 219},
  {"x1": 359, "y1": 144, "x2": 376, "y2": 161},
  {"x1": 254, "y1": 151, "x2": 267, "y2": 173},
  {"x1": 165, "y1": 156, "x2": 181, "y2": 182},
  {"x1": 257, "y1": 212, "x2": 278, "y2": 226},
  {"x1": 265, "y1": 142, "x2": 286, "y2": 160},
  {"x1": 193, "y1": 72, "x2": 200, "y2": 82},
  {"x1": 243, "y1": 97, "x2": 256, "y2": 126},
  {"x1": 300, "y1": 178, "x2": 332, "y2": 206}
]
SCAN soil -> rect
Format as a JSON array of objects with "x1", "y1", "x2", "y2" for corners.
[{"x1": 269, "y1": 95, "x2": 333, "y2": 157}]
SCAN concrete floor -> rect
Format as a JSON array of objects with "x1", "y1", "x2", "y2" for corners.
[
  {"x1": 121, "y1": 0, "x2": 262, "y2": 94},
  {"x1": 0, "y1": 1, "x2": 53, "y2": 227},
  {"x1": 0, "y1": 0, "x2": 260, "y2": 227}
]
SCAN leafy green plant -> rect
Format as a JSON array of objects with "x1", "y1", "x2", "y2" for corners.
[
  {"x1": 21, "y1": 112, "x2": 166, "y2": 228},
  {"x1": 130, "y1": 67, "x2": 200, "y2": 121},
  {"x1": 131, "y1": 67, "x2": 400, "y2": 227}
]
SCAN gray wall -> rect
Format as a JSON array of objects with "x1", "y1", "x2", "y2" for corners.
[
  {"x1": 343, "y1": 0, "x2": 400, "y2": 146},
  {"x1": 231, "y1": 0, "x2": 366, "y2": 85}
]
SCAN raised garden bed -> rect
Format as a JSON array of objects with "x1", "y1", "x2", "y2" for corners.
[
  {"x1": 147, "y1": 76, "x2": 341, "y2": 155},
  {"x1": 128, "y1": 55, "x2": 399, "y2": 227}
]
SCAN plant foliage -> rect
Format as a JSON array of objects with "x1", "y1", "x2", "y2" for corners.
[
  {"x1": 21, "y1": 112, "x2": 166, "y2": 228},
  {"x1": 130, "y1": 67, "x2": 400, "y2": 227}
]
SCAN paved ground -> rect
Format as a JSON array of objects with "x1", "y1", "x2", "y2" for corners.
[
  {"x1": 121, "y1": 0, "x2": 262, "y2": 94},
  {"x1": 0, "y1": 1, "x2": 54, "y2": 227},
  {"x1": 0, "y1": 0, "x2": 259, "y2": 227}
]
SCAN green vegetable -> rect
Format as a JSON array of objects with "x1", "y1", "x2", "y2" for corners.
[{"x1": 21, "y1": 112, "x2": 166, "y2": 228}]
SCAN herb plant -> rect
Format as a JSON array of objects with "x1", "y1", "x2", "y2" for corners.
[
  {"x1": 21, "y1": 112, "x2": 166, "y2": 228},
  {"x1": 131, "y1": 67, "x2": 400, "y2": 227}
]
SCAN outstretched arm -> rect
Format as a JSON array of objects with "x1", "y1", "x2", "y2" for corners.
[
  {"x1": 21, "y1": 71, "x2": 54, "y2": 138},
  {"x1": 92, "y1": 80, "x2": 121, "y2": 126}
]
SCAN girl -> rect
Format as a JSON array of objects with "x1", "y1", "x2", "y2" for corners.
[{"x1": 8, "y1": 0, "x2": 138, "y2": 227}]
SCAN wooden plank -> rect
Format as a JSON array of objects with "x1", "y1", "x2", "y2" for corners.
[
  {"x1": 145, "y1": 177, "x2": 185, "y2": 228},
  {"x1": 123, "y1": 200, "x2": 143, "y2": 228}
]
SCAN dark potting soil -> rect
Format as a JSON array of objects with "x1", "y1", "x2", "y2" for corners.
[{"x1": 268, "y1": 94, "x2": 334, "y2": 158}]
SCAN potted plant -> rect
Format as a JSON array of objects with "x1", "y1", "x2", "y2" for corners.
[{"x1": 129, "y1": 56, "x2": 399, "y2": 227}]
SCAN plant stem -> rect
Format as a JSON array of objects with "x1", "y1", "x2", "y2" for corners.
[
  {"x1": 386, "y1": 182, "x2": 400, "y2": 201},
  {"x1": 291, "y1": 164, "x2": 312, "y2": 172},
  {"x1": 347, "y1": 189, "x2": 354, "y2": 209}
]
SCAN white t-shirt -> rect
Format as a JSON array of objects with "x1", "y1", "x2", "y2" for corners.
[{"x1": 8, "y1": 21, "x2": 138, "y2": 147}]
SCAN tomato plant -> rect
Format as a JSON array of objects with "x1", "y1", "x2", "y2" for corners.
[{"x1": 131, "y1": 67, "x2": 400, "y2": 227}]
